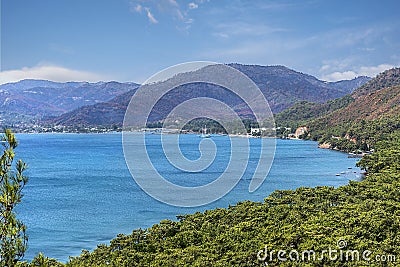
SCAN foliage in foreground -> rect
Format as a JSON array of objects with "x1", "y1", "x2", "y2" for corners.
[
  {"x1": 1, "y1": 130, "x2": 28, "y2": 267},
  {"x1": 46, "y1": 131, "x2": 399, "y2": 267}
]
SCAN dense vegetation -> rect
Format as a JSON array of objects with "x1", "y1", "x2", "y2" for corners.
[
  {"x1": 274, "y1": 95, "x2": 355, "y2": 130},
  {"x1": 352, "y1": 68, "x2": 400, "y2": 98},
  {"x1": 7, "y1": 68, "x2": 399, "y2": 266},
  {"x1": 4, "y1": 117, "x2": 395, "y2": 266},
  {"x1": 306, "y1": 83, "x2": 400, "y2": 152},
  {"x1": 307, "y1": 115, "x2": 400, "y2": 152},
  {"x1": 275, "y1": 68, "x2": 400, "y2": 152},
  {"x1": 24, "y1": 129, "x2": 393, "y2": 267},
  {"x1": 1, "y1": 130, "x2": 28, "y2": 266},
  {"x1": 309, "y1": 85, "x2": 400, "y2": 129},
  {"x1": 51, "y1": 68, "x2": 399, "y2": 266}
]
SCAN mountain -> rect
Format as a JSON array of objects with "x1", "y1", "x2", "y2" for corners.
[
  {"x1": 42, "y1": 69, "x2": 399, "y2": 267},
  {"x1": 301, "y1": 68, "x2": 400, "y2": 152},
  {"x1": 275, "y1": 71, "x2": 400, "y2": 128},
  {"x1": 279, "y1": 68, "x2": 400, "y2": 129},
  {"x1": 0, "y1": 80, "x2": 139, "y2": 125},
  {"x1": 322, "y1": 85, "x2": 400, "y2": 126},
  {"x1": 352, "y1": 68, "x2": 400, "y2": 98},
  {"x1": 310, "y1": 68, "x2": 400, "y2": 128},
  {"x1": 274, "y1": 95, "x2": 355, "y2": 128},
  {"x1": 48, "y1": 64, "x2": 370, "y2": 128},
  {"x1": 48, "y1": 90, "x2": 137, "y2": 127},
  {"x1": 229, "y1": 64, "x2": 370, "y2": 110},
  {"x1": 328, "y1": 76, "x2": 371, "y2": 94}
]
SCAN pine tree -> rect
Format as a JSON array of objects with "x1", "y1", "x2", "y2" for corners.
[{"x1": 0, "y1": 129, "x2": 28, "y2": 267}]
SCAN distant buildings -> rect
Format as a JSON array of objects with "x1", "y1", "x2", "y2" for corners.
[{"x1": 287, "y1": 126, "x2": 308, "y2": 139}]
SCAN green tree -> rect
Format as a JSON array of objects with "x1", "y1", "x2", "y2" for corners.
[{"x1": 0, "y1": 129, "x2": 28, "y2": 267}]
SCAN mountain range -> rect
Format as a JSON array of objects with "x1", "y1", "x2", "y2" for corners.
[
  {"x1": 0, "y1": 80, "x2": 139, "y2": 126},
  {"x1": 26, "y1": 64, "x2": 370, "y2": 128}
]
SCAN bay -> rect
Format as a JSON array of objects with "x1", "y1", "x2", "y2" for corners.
[{"x1": 15, "y1": 133, "x2": 362, "y2": 262}]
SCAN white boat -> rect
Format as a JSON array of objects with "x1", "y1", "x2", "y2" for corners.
[{"x1": 200, "y1": 125, "x2": 211, "y2": 138}]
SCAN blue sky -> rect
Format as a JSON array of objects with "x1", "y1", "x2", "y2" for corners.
[{"x1": 1, "y1": 0, "x2": 399, "y2": 84}]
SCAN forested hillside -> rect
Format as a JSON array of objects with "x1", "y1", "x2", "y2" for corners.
[
  {"x1": 275, "y1": 68, "x2": 400, "y2": 133},
  {"x1": 18, "y1": 68, "x2": 400, "y2": 267},
  {"x1": 47, "y1": 64, "x2": 369, "y2": 128},
  {"x1": 23, "y1": 131, "x2": 399, "y2": 266},
  {"x1": 306, "y1": 68, "x2": 400, "y2": 152},
  {"x1": 352, "y1": 68, "x2": 400, "y2": 98},
  {"x1": 274, "y1": 95, "x2": 355, "y2": 129}
]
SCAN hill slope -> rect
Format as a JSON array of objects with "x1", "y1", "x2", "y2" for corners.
[
  {"x1": 314, "y1": 85, "x2": 400, "y2": 127},
  {"x1": 275, "y1": 69, "x2": 399, "y2": 129},
  {"x1": 352, "y1": 68, "x2": 400, "y2": 98},
  {"x1": 310, "y1": 68, "x2": 400, "y2": 128},
  {"x1": 230, "y1": 64, "x2": 370, "y2": 109},
  {"x1": 0, "y1": 80, "x2": 139, "y2": 126},
  {"x1": 304, "y1": 67, "x2": 400, "y2": 151},
  {"x1": 49, "y1": 90, "x2": 137, "y2": 127},
  {"x1": 274, "y1": 95, "x2": 355, "y2": 128},
  {"x1": 328, "y1": 76, "x2": 371, "y2": 94},
  {"x1": 49, "y1": 64, "x2": 370, "y2": 127}
]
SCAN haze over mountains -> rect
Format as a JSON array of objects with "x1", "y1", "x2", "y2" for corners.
[
  {"x1": 48, "y1": 64, "x2": 370, "y2": 128},
  {"x1": 0, "y1": 64, "x2": 371, "y2": 129},
  {"x1": 0, "y1": 80, "x2": 139, "y2": 126},
  {"x1": 0, "y1": 80, "x2": 139, "y2": 116}
]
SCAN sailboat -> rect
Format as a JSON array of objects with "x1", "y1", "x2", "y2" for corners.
[{"x1": 200, "y1": 125, "x2": 211, "y2": 138}]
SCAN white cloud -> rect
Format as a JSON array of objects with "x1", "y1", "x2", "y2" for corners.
[
  {"x1": 257, "y1": 2, "x2": 297, "y2": 10},
  {"x1": 0, "y1": 64, "x2": 106, "y2": 85},
  {"x1": 176, "y1": 9, "x2": 185, "y2": 21},
  {"x1": 213, "y1": 32, "x2": 229, "y2": 38},
  {"x1": 359, "y1": 47, "x2": 375, "y2": 52},
  {"x1": 319, "y1": 65, "x2": 330, "y2": 72},
  {"x1": 129, "y1": 0, "x2": 205, "y2": 27},
  {"x1": 322, "y1": 71, "x2": 358, "y2": 82},
  {"x1": 168, "y1": 0, "x2": 178, "y2": 7},
  {"x1": 188, "y1": 2, "x2": 198, "y2": 9},
  {"x1": 145, "y1": 8, "x2": 158, "y2": 24},
  {"x1": 358, "y1": 64, "x2": 395, "y2": 77},
  {"x1": 213, "y1": 22, "x2": 288, "y2": 39},
  {"x1": 321, "y1": 64, "x2": 396, "y2": 82},
  {"x1": 133, "y1": 4, "x2": 142, "y2": 13}
]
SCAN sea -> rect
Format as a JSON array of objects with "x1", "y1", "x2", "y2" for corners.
[{"x1": 14, "y1": 133, "x2": 362, "y2": 262}]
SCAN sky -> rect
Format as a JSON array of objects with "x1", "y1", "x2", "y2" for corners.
[{"x1": 1, "y1": 0, "x2": 399, "y2": 84}]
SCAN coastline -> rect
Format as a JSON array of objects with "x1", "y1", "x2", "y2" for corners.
[{"x1": 17, "y1": 133, "x2": 362, "y2": 262}]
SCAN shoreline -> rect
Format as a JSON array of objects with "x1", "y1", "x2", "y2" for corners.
[
  {"x1": 13, "y1": 131, "x2": 283, "y2": 139},
  {"x1": 18, "y1": 133, "x2": 362, "y2": 262}
]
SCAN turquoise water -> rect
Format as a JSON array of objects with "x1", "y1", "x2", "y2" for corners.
[{"x1": 15, "y1": 133, "x2": 362, "y2": 261}]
